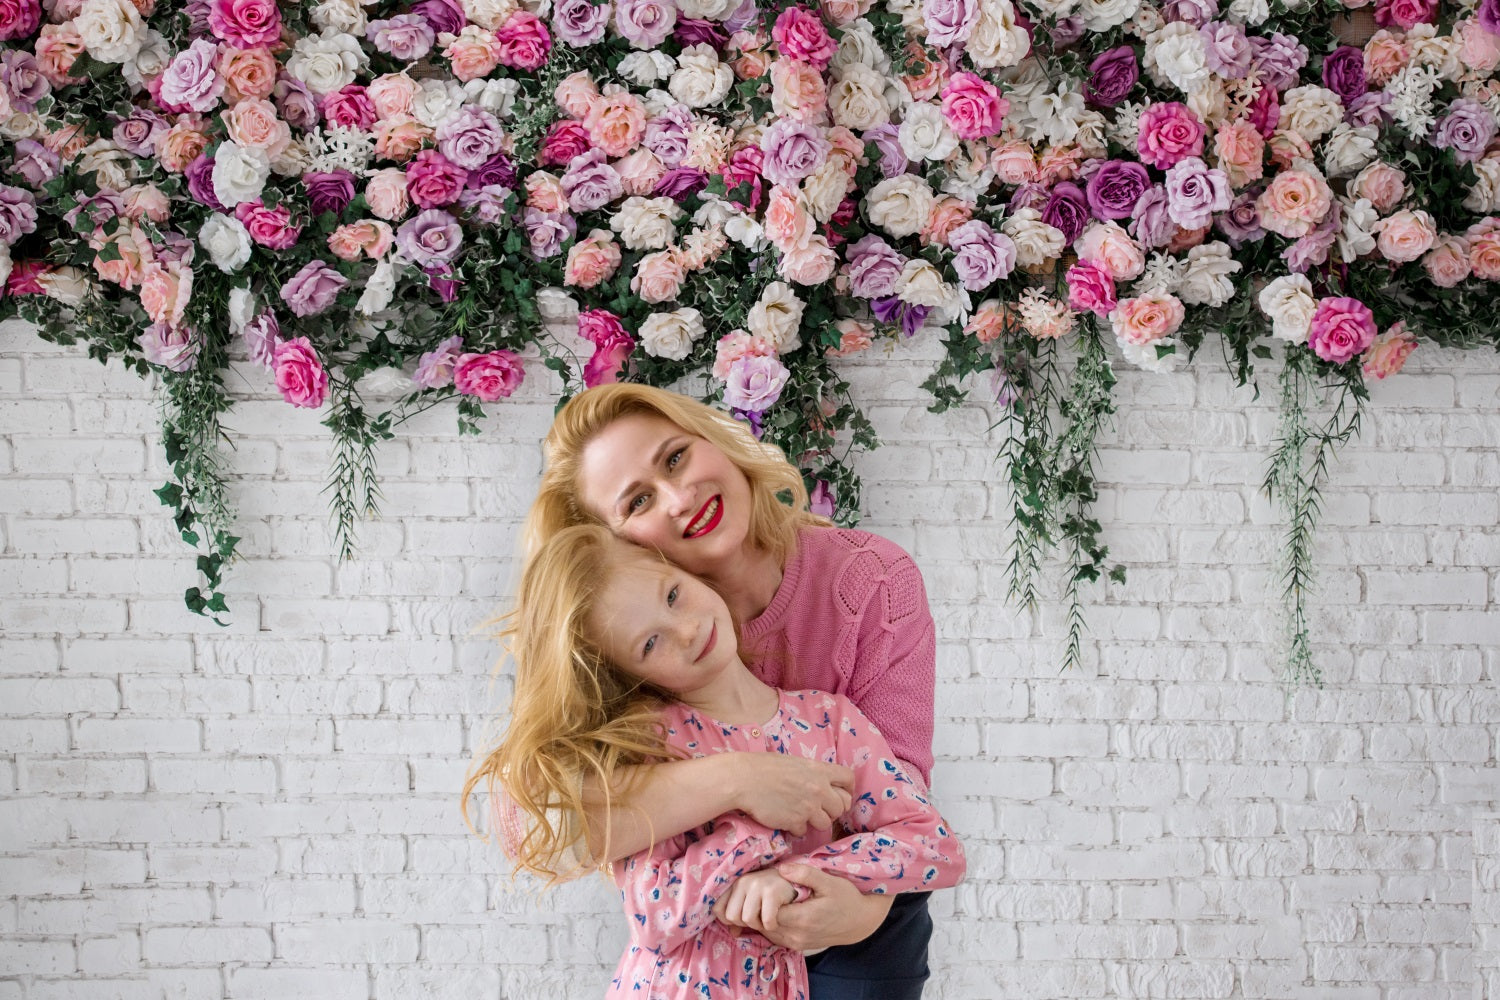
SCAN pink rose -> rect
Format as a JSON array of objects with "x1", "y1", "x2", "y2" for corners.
[
  {"x1": 555, "y1": 70, "x2": 600, "y2": 119},
  {"x1": 220, "y1": 47, "x2": 278, "y2": 101},
  {"x1": 364, "y1": 168, "x2": 411, "y2": 221},
  {"x1": 1468, "y1": 230, "x2": 1500, "y2": 280},
  {"x1": 0, "y1": 0, "x2": 42, "y2": 41},
  {"x1": 1075, "y1": 222, "x2": 1146, "y2": 281},
  {"x1": 1256, "y1": 166, "x2": 1333, "y2": 239},
  {"x1": 964, "y1": 300, "x2": 1011, "y2": 343},
  {"x1": 940, "y1": 72, "x2": 1008, "y2": 140},
  {"x1": 323, "y1": 86, "x2": 377, "y2": 131},
  {"x1": 139, "y1": 263, "x2": 193, "y2": 327},
  {"x1": 209, "y1": 0, "x2": 281, "y2": 48},
  {"x1": 1347, "y1": 161, "x2": 1406, "y2": 213},
  {"x1": 367, "y1": 73, "x2": 417, "y2": 119},
  {"x1": 1362, "y1": 322, "x2": 1417, "y2": 379},
  {"x1": 583, "y1": 330, "x2": 634, "y2": 386},
  {"x1": 1363, "y1": 30, "x2": 1409, "y2": 87},
  {"x1": 524, "y1": 171, "x2": 568, "y2": 212},
  {"x1": 274, "y1": 337, "x2": 329, "y2": 408},
  {"x1": 327, "y1": 220, "x2": 394, "y2": 261},
  {"x1": 1213, "y1": 121, "x2": 1265, "y2": 188},
  {"x1": 772, "y1": 6, "x2": 837, "y2": 68},
  {"x1": 1422, "y1": 235, "x2": 1471, "y2": 287},
  {"x1": 990, "y1": 141, "x2": 1037, "y2": 185},
  {"x1": 630, "y1": 251, "x2": 686, "y2": 303},
  {"x1": 1065, "y1": 258, "x2": 1117, "y2": 317},
  {"x1": 1307, "y1": 296, "x2": 1377, "y2": 364},
  {"x1": 280, "y1": 260, "x2": 348, "y2": 317},
  {"x1": 1136, "y1": 102, "x2": 1205, "y2": 170},
  {"x1": 612, "y1": 149, "x2": 665, "y2": 195},
  {"x1": 584, "y1": 88, "x2": 647, "y2": 158},
  {"x1": 764, "y1": 184, "x2": 813, "y2": 250},
  {"x1": 1110, "y1": 292, "x2": 1185, "y2": 345},
  {"x1": 825, "y1": 318, "x2": 873, "y2": 357},
  {"x1": 453, "y1": 349, "x2": 525, "y2": 401},
  {"x1": 444, "y1": 28, "x2": 501, "y2": 82},
  {"x1": 769, "y1": 58, "x2": 827, "y2": 121},
  {"x1": 1374, "y1": 209, "x2": 1437, "y2": 263},
  {"x1": 405, "y1": 149, "x2": 467, "y2": 209},
  {"x1": 779, "y1": 237, "x2": 838, "y2": 285},
  {"x1": 713, "y1": 330, "x2": 777, "y2": 378},
  {"x1": 235, "y1": 200, "x2": 301, "y2": 249},
  {"x1": 494, "y1": 11, "x2": 551, "y2": 71},
  {"x1": 374, "y1": 117, "x2": 433, "y2": 163},
  {"x1": 564, "y1": 231, "x2": 622, "y2": 289}
]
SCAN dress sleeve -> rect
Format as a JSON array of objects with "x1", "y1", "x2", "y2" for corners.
[
  {"x1": 611, "y1": 812, "x2": 793, "y2": 953},
  {"x1": 841, "y1": 544, "x2": 937, "y2": 784},
  {"x1": 783, "y1": 694, "x2": 964, "y2": 895}
]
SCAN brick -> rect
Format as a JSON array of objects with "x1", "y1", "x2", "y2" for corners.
[
  {"x1": 0, "y1": 677, "x2": 119, "y2": 714},
  {"x1": 227, "y1": 967, "x2": 369, "y2": 1000},
  {"x1": 150, "y1": 757, "x2": 277, "y2": 795},
  {"x1": 73, "y1": 718, "x2": 201, "y2": 754},
  {"x1": 142, "y1": 926, "x2": 273, "y2": 965},
  {"x1": 276, "y1": 920, "x2": 420, "y2": 963},
  {"x1": 0, "y1": 938, "x2": 76, "y2": 974},
  {"x1": 0, "y1": 598, "x2": 129, "y2": 633}
]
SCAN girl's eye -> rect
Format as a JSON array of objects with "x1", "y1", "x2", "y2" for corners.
[
  {"x1": 643, "y1": 635, "x2": 657, "y2": 656},
  {"x1": 667, "y1": 586, "x2": 678, "y2": 607}
]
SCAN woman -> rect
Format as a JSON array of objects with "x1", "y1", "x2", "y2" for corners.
[{"x1": 525, "y1": 383, "x2": 940, "y2": 999}]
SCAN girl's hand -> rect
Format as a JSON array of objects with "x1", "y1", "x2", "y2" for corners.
[
  {"x1": 756, "y1": 864, "x2": 893, "y2": 951},
  {"x1": 713, "y1": 869, "x2": 799, "y2": 934},
  {"x1": 734, "y1": 755, "x2": 855, "y2": 836}
]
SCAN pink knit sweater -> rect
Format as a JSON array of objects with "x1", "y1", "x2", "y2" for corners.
[{"x1": 739, "y1": 526, "x2": 937, "y2": 783}]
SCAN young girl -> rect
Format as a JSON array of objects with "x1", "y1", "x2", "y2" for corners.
[{"x1": 465, "y1": 525, "x2": 965, "y2": 999}]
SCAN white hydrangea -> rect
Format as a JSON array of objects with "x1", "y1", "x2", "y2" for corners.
[{"x1": 1387, "y1": 64, "x2": 1444, "y2": 139}]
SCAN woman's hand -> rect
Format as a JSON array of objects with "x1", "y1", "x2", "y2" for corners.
[
  {"x1": 733, "y1": 755, "x2": 855, "y2": 836},
  {"x1": 713, "y1": 869, "x2": 799, "y2": 934},
  {"x1": 756, "y1": 864, "x2": 894, "y2": 951}
]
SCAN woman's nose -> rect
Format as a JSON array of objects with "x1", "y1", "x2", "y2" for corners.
[{"x1": 660, "y1": 481, "x2": 693, "y2": 515}]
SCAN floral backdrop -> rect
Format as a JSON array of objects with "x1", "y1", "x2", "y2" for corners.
[{"x1": 3, "y1": 0, "x2": 1500, "y2": 676}]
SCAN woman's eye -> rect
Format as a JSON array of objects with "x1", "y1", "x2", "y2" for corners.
[
  {"x1": 643, "y1": 635, "x2": 657, "y2": 656},
  {"x1": 666, "y1": 447, "x2": 685, "y2": 470},
  {"x1": 667, "y1": 586, "x2": 678, "y2": 607},
  {"x1": 627, "y1": 493, "x2": 649, "y2": 514}
]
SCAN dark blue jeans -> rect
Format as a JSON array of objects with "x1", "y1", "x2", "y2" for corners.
[{"x1": 804, "y1": 892, "x2": 932, "y2": 1000}]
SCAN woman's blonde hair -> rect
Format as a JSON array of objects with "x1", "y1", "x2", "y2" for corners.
[
  {"x1": 524, "y1": 383, "x2": 824, "y2": 565},
  {"x1": 462, "y1": 524, "x2": 674, "y2": 883}
]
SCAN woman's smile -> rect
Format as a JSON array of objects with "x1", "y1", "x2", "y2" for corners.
[{"x1": 684, "y1": 496, "x2": 723, "y2": 538}]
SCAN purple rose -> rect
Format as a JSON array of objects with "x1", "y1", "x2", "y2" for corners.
[
  {"x1": 845, "y1": 235, "x2": 905, "y2": 298},
  {"x1": 1250, "y1": 32, "x2": 1308, "y2": 92},
  {"x1": 1216, "y1": 189, "x2": 1264, "y2": 248},
  {"x1": 1480, "y1": 0, "x2": 1500, "y2": 35},
  {"x1": 1085, "y1": 160, "x2": 1151, "y2": 221},
  {"x1": 303, "y1": 170, "x2": 356, "y2": 217},
  {"x1": 760, "y1": 118, "x2": 830, "y2": 187},
  {"x1": 1321, "y1": 46, "x2": 1366, "y2": 105},
  {"x1": 1085, "y1": 46, "x2": 1138, "y2": 107},
  {"x1": 428, "y1": 269, "x2": 461, "y2": 302},
  {"x1": 436, "y1": 106, "x2": 505, "y2": 170},
  {"x1": 1042, "y1": 182, "x2": 1089, "y2": 244},
  {"x1": 561, "y1": 149, "x2": 623, "y2": 212},
  {"x1": 871, "y1": 296, "x2": 930, "y2": 337},
  {"x1": 413, "y1": 333, "x2": 465, "y2": 388},
  {"x1": 614, "y1": 0, "x2": 676, "y2": 48},
  {"x1": 138, "y1": 324, "x2": 201, "y2": 372},
  {"x1": 722, "y1": 0, "x2": 757, "y2": 32},
  {"x1": 1164, "y1": 0, "x2": 1217, "y2": 24},
  {"x1": 922, "y1": 0, "x2": 978, "y2": 47},
  {"x1": 654, "y1": 166, "x2": 709, "y2": 202},
  {"x1": 1347, "y1": 91, "x2": 1390, "y2": 128},
  {"x1": 1200, "y1": 21, "x2": 1251, "y2": 79},
  {"x1": 182, "y1": 0, "x2": 213, "y2": 38},
  {"x1": 397, "y1": 208, "x2": 464, "y2": 267},
  {"x1": 1, "y1": 51, "x2": 49, "y2": 111},
  {"x1": 1282, "y1": 227, "x2": 1336, "y2": 273},
  {"x1": 243, "y1": 311, "x2": 280, "y2": 367},
  {"x1": 523, "y1": 208, "x2": 575, "y2": 259},
  {"x1": 863, "y1": 124, "x2": 908, "y2": 179},
  {"x1": 64, "y1": 191, "x2": 123, "y2": 232},
  {"x1": 808, "y1": 479, "x2": 835, "y2": 518},
  {"x1": 112, "y1": 109, "x2": 166, "y2": 156},
  {"x1": 1433, "y1": 99, "x2": 1497, "y2": 164},
  {"x1": 1164, "y1": 157, "x2": 1230, "y2": 229},
  {"x1": 12, "y1": 139, "x2": 59, "y2": 188},
  {"x1": 674, "y1": 17, "x2": 727, "y2": 48},
  {"x1": 157, "y1": 39, "x2": 226, "y2": 113},
  {"x1": 0, "y1": 0, "x2": 40, "y2": 42},
  {"x1": 947, "y1": 220, "x2": 1016, "y2": 292},
  {"x1": 274, "y1": 75, "x2": 320, "y2": 131},
  {"x1": 1129, "y1": 185, "x2": 1175, "y2": 248},
  {"x1": 552, "y1": 0, "x2": 612, "y2": 46},
  {"x1": 1051, "y1": 15, "x2": 1084, "y2": 47},
  {"x1": 281, "y1": 260, "x2": 349, "y2": 317},
  {"x1": 1008, "y1": 181, "x2": 1050, "y2": 214},
  {"x1": 458, "y1": 185, "x2": 510, "y2": 224},
  {"x1": 722, "y1": 354, "x2": 790, "y2": 413},
  {"x1": 366, "y1": 14, "x2": 436, "y2": 60},
  {"x1": 186, "y1": 156, "x2": 228, "y2": 212},
  {"x1": 0, "y1": 185, "x2": 38, "y2": 244},
  {"x1": 410, "y1": 0, "x2": 464, "y2": 36},
  {"x1": 468, "y1": 153, "x2": 517, "y2": 190},
  {"x1": 645, "y1": 105, "x2": 693, "y2": 167}
]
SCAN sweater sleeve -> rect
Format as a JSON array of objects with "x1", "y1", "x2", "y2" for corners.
[
  {"x1": 611, "y1": 812, "x2": 793, "y2": 953},
  {"x1": 840, "y1": 540, "x2": 937, "y2": 784},
  {"x1": 783, "y1": 694, "x2": 964, "y2": 895}
]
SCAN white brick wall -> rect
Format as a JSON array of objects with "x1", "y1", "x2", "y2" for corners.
[{"x1": 2, "y1": 316, "x2": 1498, "y2": 999}]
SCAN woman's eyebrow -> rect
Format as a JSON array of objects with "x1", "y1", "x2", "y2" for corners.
[{"x1": 612, "y1": 438, "x2": 686, "y2": 510}]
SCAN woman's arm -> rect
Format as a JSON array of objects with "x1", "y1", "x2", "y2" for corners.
[{"x1": 583, "y1": 752, "x2": 856, "y2": 862}]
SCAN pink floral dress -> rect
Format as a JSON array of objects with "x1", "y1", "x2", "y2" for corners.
[{"x1": 605, "y1": 689, "x2": 965, "y2": 1000}]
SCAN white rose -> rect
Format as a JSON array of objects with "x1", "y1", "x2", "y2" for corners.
[
  {"x1": 801, "y1": 161, "x2": 849, "y2": 223},
  {"x1": 464, "y1": 77, "x2": 521, "y2": 117},
  {"x1": 641, "y1": 87, "x2": 677, "y2": 118},
  {"x1": 1280, "y1": 85, "x2": 1344, "y2": 143},
  {"x1": 966, "y1": 0, "x2": 1029, "y2": 68},
  {"x1": 1322, "y1": 123, "x2": 1378, "y2": 178},
  {"x1": 1408, "y1": 25, "x2": 1462, "y2": 81},
  {"x1": 746, "y1": 282, "x2": 804, "y2": 352},
  {"x1": 1079, "y1": 0, "x2": 1137, "y2": 30},
  {"x1": 610, "y1": 196, "x2": 683, "y2": 250},
  {"x1": 356, "y1": 366, "x2": 412, "y2": 396},
  {"x1": 1225, "y1": 0, "x2": 1268, "y2": 24},
  {"x1": 896, "y1": 258, "x2": 962, "y2": 318},
  {"x1": 271, "y1": 139, "x2": 316, "y2": 177},
  {"x1": 311, "y1": 0, "x2": 367, "y2": 34},
  {"x1": 535, "y1": 287, "x2": 578, "y2": 323},
  {"x1": 211, "y1": 141, "x2": 271, "y2": 209},
  {"x1": 77, "y1": 140, "x2": 133, "y2": 191},
  {"x1": 0, "y1": 243, "x2": 12, "y2": 289},
  {"x1": 1465, "y1": 155, "x2": 1500, "y2": 213},
  {"x1": 358, "y1": 259, "x2": 397, "y2": 316},
  {"x1": 829, "y1": 63, "x2": 890, "y2": 131},
  {"x1": 866, "y1": 174, "x2": 935, "y2": 239},
  {"x1": 668, "y1": 45, "x2": 733, "y2": 109},
  {"x1": 1184, "y1": 77, "x2": 1227, "y2": 127},
  {"x1": 1257, "y1": 273, "x2": 1317, "y2": 342},
  {"x1": 0, "y1": 112, "x2": 43, "y2": 142},
  {"x1": 1338, "y1": 197, "x2": 1379, "y2": 259},
  {"x1": 898, "y1": 102, "x2": 959, "y2": 162},
  {"x1": 886, "y1": 0, "x2": 925, "y2": 34},
  {"x1": 618, "y1": 51, "x2": 676, "y2": 87},
  {"x1": 286, "y1": 30, "x2": 367, "y2": 96},
  {"x1": 639, "y1": 308, "x2": 707, "y2": 360},
  {"x1": 199, "y1": 214, "x2": 253, "y2": 273},
  {"x1": 1003, "y1": 208, "x2": 1067, "y2": 268},
  {"x1": 39, "y1": 267, "x2": 93, "y2": 305},
  {"x1": 461, "y1": 0, "x2": 518, "y2": 27},
  {"x1": 1145, "y1": 22, "x2": 1208, "y2": 93},
  {"x1": 723, "y1": 212, "x2": 766, "y2": 248},
  {"x1": 831, "y1": 19, "x2": 890, "y2": 72},
  {"x1": 122, "y1": 28, "x2": 170, "y2": 90},
  {"x1": 75, "y1": 0, "x2": 144, "y2": 63},
  {"x1": 1073, "y1": 110, "x2": 1111, "y2": 159},
  {"x1": 677, "y1": 0, "x2": 737, "y2": 17},
  {"x1": 1026, "y1": 84, "x2": 1087, "y2": 147},
  {"x1": 1177, "y1": 242, "x2": 1241, "y2": 307},
  {"x1": 227, "y1": 286, "x2": 254, "y2": 337},
  {"x1": 410, "y1": 77, "x2": 467, "y2": 128},
  {"x1": 1118, "y1": 336, "x2": 1183, "y2": 372}
]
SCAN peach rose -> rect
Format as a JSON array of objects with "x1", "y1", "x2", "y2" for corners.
[
  {"x1": 1422, "y1": 234, "x2": 1471, "y2": 287},
  {"x1": 770, "y1": 58, "x2": 828, "y2": 121},
  {"x1": 1458, "y1": 19, "x2": 1500, "y2": 75},
  {"x1": 990, "y1": 140, "x2": 1037, "y2": 184},
  {"x1": 1362, "y1": 322, "x2": 1417, "y2": 379},
  {"x1": 220, "y1": 47, "x2": 278, "y2": 102},
  {"x1": 765, "y1": 185, "x2": 814, "y2": 250},
  {"x1": 630, "y1": 251, "x2": 686, "y2": 304},
  {"x1": 826, "y1": 317, "x2": 874, "y2": 356},
  {"x1": 364, "y1": 168, "x2": 412, "y2": 221},
  {"x1": 1374, "y1": 208, "x2": 1437, "y2": 263},
  {"x1": 1468, "y1": 231, "x2": 1500, "y2": 279},
  {"x1": 367, "y1": 73, "x2": 418, "y2": 120},
  {"x1": 524, "y1": 171, "x2": 568, "y2": 212},
  {"x1": 1257, "y1": 166, "x2": 1334, "y2": 238},
  {"x1": 1167, "y1": 224, "x2": 1211, "y2": 252},
  {"x1": 779, "y1": 235, "x2": 838, "y2": 285},
  {"x1": 1110, "y1": 292, "x2": 1185, "y2": 345},
  {"x1": 222, "y1": 98, "x2": 292, "y2": 157},
  {"x1": 901, "y1": 43, "x2": 946, "y2": 102},
  {"x1": 964, "y1": 299, "x2": 1012, "y2": 343},
  {"x1": 729, "y1": 30, "x2": 773, "y2": 80},
  {"x1": 92, "y1": 227, "x2": 153, "y2": 289},
  {"x1": 120, "y1": 184, "x2": 170, "y2": 223},
  {"x1": 1348, "y1": 161, "x2": 1407, "y2": 213},
  {"x1": 713, "y1": 331, "x2": 777, "y2": 379},
  {"x1": 138, "y1": 263, "x2": 193, "y2": 327},
  {"x1": 565, "y1": 230, "x2": 623, "y2": 288},
  {"x1": 820, "y1": 0, "x2": 872, "y2": 24},
  {"x1": 1364, "y1": 30, "x2": 1410, "y2": 87},
  {"x1": 1036, "y1": 145, "x2": 1085, "y2": 185},
  {"x1": 555, "y1": 70, "x2": 600, "y2": 119},
  {"x1": 328, "y1": 220, "x2": 394, "y2": 261},
  {"x1": 445, "y1": 26, "x2": 501, "y2": 82},
  {"x1": 613, "y1": 149, "x2": 666, "y2": 196},
  {"x1": 155, "y1": 119, "x2": 211, "y2": 172},
  {"x1": 920, "y1": 195, "x2": 974, "y2": 247},
  {"x1": 35, "y1": 24, "x2": 86, "y2": 87},
  {"x1": 1213, "y1": 120, "x2": 1265, "y2": 188},
  {"x1": 1074, "y1": 221, "x2": 1147, "y2": 281},
  {"x1": 1267, "y1": 129, "x2": 1314, "y2": 170},
  {"x1": 373, "y1": 116, "x2": 433, "y2": 163},
  {"x1": 584, "y1": 87, "x2": 647, "y2": 158}
]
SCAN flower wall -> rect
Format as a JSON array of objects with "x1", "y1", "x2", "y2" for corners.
[{"x1": 3, "y1": 0, "x2": 1500, "y2": 670}]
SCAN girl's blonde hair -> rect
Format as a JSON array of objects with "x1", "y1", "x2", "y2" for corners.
[
  {"x1": 462, "y1": 524, "x2": 674, "y2": 882},
  {"x1": 524, "y1": 383, "x2": 825, "y2": 565}
]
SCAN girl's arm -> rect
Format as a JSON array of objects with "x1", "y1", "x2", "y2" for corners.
[
  {"x1": 582, "y1": 753, "x2": 855, "y2": 863},
  {"x1": 614, "y1": 812, "x2": 794, "y2": 953}
]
